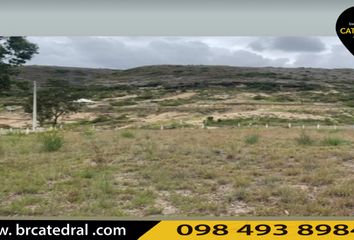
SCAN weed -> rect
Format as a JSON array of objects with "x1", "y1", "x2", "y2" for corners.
[
  {"x1": 325, "y1": 183, "x2": 354, "y2": 198},
  {"x1": 131, "y1": 191, "x2": 156, "y2": 208},
  {"x1": 273, "y1": 187, "x2": 308, "y2": 204},
  {"x1": 121, "y1": 131, "x2": 135, "y2": 138},
  {"x1": 322, "y1": 136, "x2": 347, "y2": 146},
  {"x1": 145, "y1": 206, "x2": 163, "y2": 216},
  {"x1": 79, "y1": 169, "x2": 95, "y2": 179},
  {"x1": 90, "y1": 141, "x2": 108, "y2": 165},
  {"x1": 99, "y1": 175, "x2": 114, "y2": 194},
  {"x1": 244, "y1": 134, "x2": 259, "y2": 144},
  {"x1": 295, "y1": 132, "x2": 314, "y2": 145},
  {"x1": 301, "y1": 169, "x2": 335, "y2": 186},
  {"x1": 233, "y1": 176, "x2": 251, "y2": 188},
  {"x1": 229, "y1": 187, "x2": 249, "y2": 201},
  {"x1": 40, "y1": 131, "x2": 64, "y2": 152}
]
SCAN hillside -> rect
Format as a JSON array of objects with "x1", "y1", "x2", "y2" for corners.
[
  {"x1": 15, "y1": 64, "x2": 354, "y2": 92},
  {"x1": 2, "y1": 64, "x2": 354, "y2": 129}
]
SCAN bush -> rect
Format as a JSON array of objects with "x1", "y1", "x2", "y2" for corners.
[
  {"x1": 322, "y1": 136, "x2": 347, "y2": 146},
  {"x1": 296, "y1": 132, "x2": 314, "y2": 145},
  {"x1": 244, "y1": 134, "x2": 259, "y2": 145},
  {"x1": 40, "y1": 131, "x2": 64, "y2": 152},
  {"x1": 91, "y1": 115, "x2": 111, "y2": 124},
  {"x1": 253, "y1": 95, "x2": 266, "y2": 100},
  {"x1": 121, "y1": 131, "x2": 135, "y2": 138}
]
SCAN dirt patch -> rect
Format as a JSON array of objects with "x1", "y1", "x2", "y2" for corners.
[
  {"x1": 208, "y1": 184, "x2": 255, "y2": 215},
  {"x1": 143, "y1": 111, "x2": 190, "y2": 123},
  {"x1": 154, "y1": 92, "x2": 196, "y2": 101},
  {"x1": 103, "y1": 94, "x2": 138, "y2": 102},
  {"x1": 212, "y1": 108, "x2": 325, "y2": 121},
  {"x1": 155, "y1": 191, "x2": 179, "y2": 215},
  {"x1": 0, "y1": 112, "x2": 31, "y2": 128},
  {"x1": 62, "y1": 112, "x2": 98, "y2": 122}
]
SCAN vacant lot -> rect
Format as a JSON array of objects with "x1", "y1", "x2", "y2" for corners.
[
  {"x1": 0, "y1": 128, "x2": 353, "y2": 217},
  {"x1": 1, "y1": 65, "x2": 354, "y2": 217}
]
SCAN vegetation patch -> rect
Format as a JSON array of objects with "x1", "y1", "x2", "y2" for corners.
[
  {"x1": 295, "y1": 132, "x2": 314, "y2": 146},
  {"x1": 39, "y1": 131, "x2": 64, "y2": 152},
  {"x1": 321, "y1": 136, "x2": 348, "y2": 146},
  {"x1": 121, "y1": 131, "x2": 135, "y2": 138},
  {"x1": 244, "y1": 134, "x2": 259, "y2": 145}
]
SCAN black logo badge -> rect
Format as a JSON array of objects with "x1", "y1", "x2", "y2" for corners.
[{"x1": 336, "y1": 6, "x2": 354, "y2": 56}]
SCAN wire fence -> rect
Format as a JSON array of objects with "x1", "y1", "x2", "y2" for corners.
[{"x1": 2, "y1": 123, "x2": 354, "y2": 135}]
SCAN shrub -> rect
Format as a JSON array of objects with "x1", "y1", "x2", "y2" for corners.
[
  {"x1": 253, "y1": 95, "x2": 266, "y2": 100},
  {"x1": 40, "y1": 131, "x2": 64, "y2": 152},
  {"x1": 244, "y1": 134, "x2": 259, "y2": 145},
  {"x1": 322, "y1": 136, "x2": 346, "y2": 146},
  {"x1": 296, "y1": 132, "x2": 314, "y2": 145},
  {"x1": 91, "y1": 115, "x2": 111, "y2": 124},
  {"x1": 324, "y1": 118, "x2": 337, "y2": 126},
  {"x1": 121, "y1": 131, "x2": 135, "y2": 138}
]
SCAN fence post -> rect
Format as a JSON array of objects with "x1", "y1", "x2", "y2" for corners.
[
  {"x1": 180, "y1": 120, "x2": 184, "y2": 129},
  {"x1": 317, "y1": 124, "x2": 320, "y2": 129},
  {"x1": 302, "y1": 125, "x2": 305, "y2": 129},
  {"x1": 288, "y1": 123, "x2": 292, "y2": 128},
  {"x1": 160, "y1": 124, "x2": 164, "y2": 130},
  {"x1": 265, "y1": 123, "x2": 268, "y2": 128}
]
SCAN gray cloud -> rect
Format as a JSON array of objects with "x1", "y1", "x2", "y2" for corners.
[
  {"x1": 249, "y1": 37, "x2": 327, "y2": 52},
  {"x1": 293, "y1": 44, "x2": 354, "y2": 68},
  {"x1": 27, "y1": 36, "x2": 352, "y2": 69}
]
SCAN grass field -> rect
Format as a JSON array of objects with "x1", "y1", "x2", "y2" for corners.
[
  {"x1": 1, "y1": 65, "x2": 354, "y2": 217},
  {"x1": 0, "y1": 128, "x2": 353, "y2": 217}
]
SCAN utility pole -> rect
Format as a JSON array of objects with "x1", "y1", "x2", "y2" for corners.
[{"x1": 32, "y1": 81, "x2": 37, "y2": 131}]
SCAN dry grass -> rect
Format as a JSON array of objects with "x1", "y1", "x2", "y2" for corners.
[{"x1": 0, "y1": 128, "x2": 353, "y2": 217}]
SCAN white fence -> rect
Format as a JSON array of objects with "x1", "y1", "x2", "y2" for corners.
[{"x1": 2, "y1": 123, "x2": 354, "y2": 135}]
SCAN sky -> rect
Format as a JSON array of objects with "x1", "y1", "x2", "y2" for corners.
[{"x1": 26, "y1": 36, "x2": 354, "y2": 69}]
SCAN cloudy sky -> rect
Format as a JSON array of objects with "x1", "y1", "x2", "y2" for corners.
[{"x1": 26, "y1": 36, "x2": 354, "y2": 69}]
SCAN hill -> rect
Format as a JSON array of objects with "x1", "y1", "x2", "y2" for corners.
[
  {"x1": 2, "y1": 64, "x2": 354, "y2": 129},
  {"x1": 15, "y1": 64, "x2": 354, "y2": 92}
]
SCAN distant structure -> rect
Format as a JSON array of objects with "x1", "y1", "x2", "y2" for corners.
[{"x1": 74, "y1": 98, "x2": 96, "y2": 104}]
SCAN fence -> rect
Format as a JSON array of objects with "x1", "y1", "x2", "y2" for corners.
[{"x1": 2, "y1": 123, "x2": 354, "y2": 135}]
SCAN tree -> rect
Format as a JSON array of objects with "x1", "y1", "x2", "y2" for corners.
[
  {"x1": 0, "y1": 37, "x2": 38, "y2": 90},
  {"x1": 25, "y1": 79, "x2": 82, "y2": 126}
]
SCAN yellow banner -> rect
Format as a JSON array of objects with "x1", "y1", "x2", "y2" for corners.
[{"x1": 140, "y1": 220, "x2": 354, "y2": 240}]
